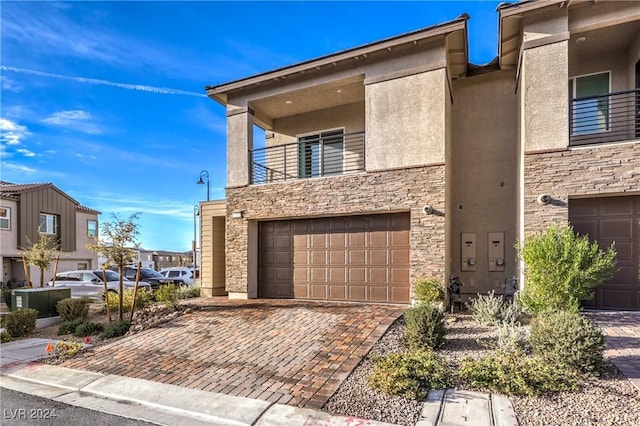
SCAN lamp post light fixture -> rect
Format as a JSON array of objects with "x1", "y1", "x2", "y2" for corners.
[{"x1": 197, "y1": 170, "x2": 210, "y2": 202}]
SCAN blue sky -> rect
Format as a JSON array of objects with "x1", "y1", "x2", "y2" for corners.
[{"x1": 1, "y1": 1, "x2": 506, "y2": 251}]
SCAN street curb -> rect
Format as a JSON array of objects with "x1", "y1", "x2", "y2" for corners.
[{"x1": 1, "y1": 362, "x2": 397, "y2": 426}]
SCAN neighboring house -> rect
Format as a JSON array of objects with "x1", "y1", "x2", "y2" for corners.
[
  {"x1": 99, "y1": 249, "x2": 191, "y2": 270},
  {"x1": 204, "y1": 1, "x2": 640, "y2": 310},
  {"x1": 0, "y1": 182, "x2": 100, "y2": 287}
]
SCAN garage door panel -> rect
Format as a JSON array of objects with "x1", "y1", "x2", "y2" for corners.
[
  {"x1": 370, "y1": 249, "x2": 388, "y2": 264},
  {"x1": 370, "y1": 286, "x2": 389, "y2": 302},
  {"x1": 572, "y1": 220, "x2": 597, "y2": 238},
  {"x1": 329, "y1": 285, "x2": 346, "y2": 300},
  {"x1": 570, "y1": 198, "x2": 598, "y2": 216},
  {"x1": 602, "y1": 197, "x2": 633, "y2": 215},
  {"x1": 259, "y1": 213, "x2": 410, "y2": 303},
  {"x1": 600, "y1": 219, "x2": 632, "y2": 239},
  {"x1": 601, "y1": 289, "x2": 634, "y2": 309}
]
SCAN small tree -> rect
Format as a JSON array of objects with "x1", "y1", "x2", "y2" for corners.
[
  {"x1": 516, "y1": 223, "x2": 617, "y2": 314},
  {"x1": 22, "y1": 235, "x2": 62, "y2": 287},
  {"x1": 88, "y1": 213, "x2": 141, "y2": 321}
]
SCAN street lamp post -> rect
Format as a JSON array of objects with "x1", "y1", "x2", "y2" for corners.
[{"x1": 197, "y1": 170, "x2": 210, "y2": 202}]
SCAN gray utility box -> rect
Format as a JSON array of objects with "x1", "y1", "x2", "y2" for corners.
[{"x1": 11, "y1": 287, "x2": 71, "y2": 318}]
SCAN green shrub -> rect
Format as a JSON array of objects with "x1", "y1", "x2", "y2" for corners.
[
  {"x1": 413, "y1": 278, "x2": 444, "y2": 304},
  {"x1": 73, "y1": 321, "x2": 104, "y2": 337},
  {"x1": 58, "y1": 318, "x2": 86, "y2": 335},
  {"x1": 3, "y1": 308, "x2": 38, "y2": 337},
  {"x1": 516, "y1": 223, "x2": 617, "y2": 314},
  {"x1": 106, "y1": 288, "x2": 153, "y2": 313},
  {"x1": 459, "y1": 349, "x2": 581, "y2": 396},
  {"x1": 178, "y1": 286, "x2": 200, "y2": 299},
  {"x1": 57, "y1": 297, "x2": 92, "y2": 321},
  {"x1": 155, "y1": 284, "x2": 180, "y2": 309},
  {"x1": 404, "y1": 304, "x2": 446, "y2": 350},
  {"x1": 368, "y1": 350, "x2": 449, "y2": 399},
  {"x1": 101, "y1": 321, "x2": 131, "y2": 339},
  {"x1": 1, "y1": 330, "x2": 11, "y2": 343},
  {"x1": 530, "y1": 311, "x2": 604, "y2": 374},
  {"x1": 478, "y1": 322, "x2": 529, "y2": 353},
  {"x1": 471, "y1": 291, "x2": 525, "y2": 326}
]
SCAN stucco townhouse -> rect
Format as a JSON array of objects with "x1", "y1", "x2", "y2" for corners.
[
  {"x1": 0, "y1": 182, "x2": 100, "y2": 287},
  {"x1": 200, "y1": 0, "x2": 640, "y2": 310}
]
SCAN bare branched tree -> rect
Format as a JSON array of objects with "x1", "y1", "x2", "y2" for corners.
[
  {"x1": 22, "y1": 235, "x2": 63, "y2": 287},
  {"x1": 87, "y1": 213, "x2": 141, "y2": 321}
]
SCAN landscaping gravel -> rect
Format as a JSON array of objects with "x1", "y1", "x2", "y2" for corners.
[{"x1": 322, "y1": 313, "x2": 640, "y2": 426}]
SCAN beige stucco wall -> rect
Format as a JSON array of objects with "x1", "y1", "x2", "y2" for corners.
[
  {"x1": 200, "y1": 200, "x2": 226, "y2": 297},
  {"x1": 450, "y1": 70, "x2": 518, "y2": 295},
  {"x1": 227, "y1": 109, "x2": 254, "y2": 187},
  {"x1": 365, "y1": 68, "x2": 447, "y2": 170},
  {"x1": 520, "y1": 40, "x2": 569, "y2": 152}
]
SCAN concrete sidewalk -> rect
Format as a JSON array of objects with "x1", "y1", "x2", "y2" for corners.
[{"x1": 1, "y1": 361, "x2": 396, "y2": 426}]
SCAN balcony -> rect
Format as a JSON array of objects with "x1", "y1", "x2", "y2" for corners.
[
  {"x1": 570, "y1": 88, "x2": 639, "y2": 146},
  {"x1": 250, "y1": 131, "x2": 365, "y2": 184}
]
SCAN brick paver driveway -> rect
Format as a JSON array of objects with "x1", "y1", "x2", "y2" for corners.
[{"x1": 62, "y1": 298, "x2": 405, "y2": 408}]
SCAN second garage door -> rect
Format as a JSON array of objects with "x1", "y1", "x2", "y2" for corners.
[
  {"x1": 569, "y1": 195, "x2": 639, "y2": 310},
  {"x1": 259, "y1": 213, "x2": 410, "y2": 303}
]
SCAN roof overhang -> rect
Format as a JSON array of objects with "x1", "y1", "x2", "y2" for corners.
[{"x1": 206, "y1": 15, "x2": 469, "y2": 107}]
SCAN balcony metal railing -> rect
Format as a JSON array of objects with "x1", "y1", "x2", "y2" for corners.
[
  {"x1": 250, "y1": 131, "x2": 365, "y2": 184},
  {"x1": 570, "y1": 88, "x2": 640, "y2": 146}
]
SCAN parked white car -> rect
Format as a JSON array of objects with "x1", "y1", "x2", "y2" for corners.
[
  {"x1": 159, "y1": 267, "x2": 197, "y2": 286},
  {"x1": 47, "y1": 270, "x2": 152, "y2": 299}
]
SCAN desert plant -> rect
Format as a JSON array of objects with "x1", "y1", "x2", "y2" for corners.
[
  {"x1": 54, "y1": 341, "x2": 84, "y2": 357},
  {"x1": 58, "y1": 318, "x2": 87, "y2": 335},
  {"x1": 22, "y1": 234, "x2": 63, "y2": 287},
  {"x1": 459, "y1": 348, "x2": 581, "y2": 396},
  {"x1": 57, "y1": 297, "x2": 92, "y2": 321},
  {"x1": 404, "y1": 304, "x2": 446, "y2": 350},
  {"x1": 2, "y1": 289, "x2": 12, "y2": 310},
  {"x1": 155, "y1": 284, "x2": 180, "y2": 309},
  {"x1": 106, "y1": 288, "x2": 152, "y2": 313},
  {"x1": 529, "y1": 311, "x2": 605, "y2": 374},
  {"x1": 73, "y1": 320, "x2": 104, "y2": 337},
  {"x1": 413, "y1": 278, "x2": 444, "y2": 304},
  {"x1": 1, "y1": 330, "x2": 11, "y2": 343},
  {"x1": 516, "y1": 223, "x2": 617, "y2": 314},
  {"x1": 368, "y1": 350, "x2": 449, "y2": 399},
  {"x1": 178, "y1": 286, "x2": 201, "y2": 299},
  {"x1": 3, "y1": 308, "x2": 38, "y2": 337},
  {"x1": 471, "y1": 291, "x2": 525, "y2": 326},
  {"x1": 478, "y1": 322, "x2": 529, "y2": 353},
  {"x1": 101, "y1": 320, "x2": 131, "y2": 339}
]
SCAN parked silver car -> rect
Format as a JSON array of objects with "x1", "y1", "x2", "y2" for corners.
[
  {"x1": 159, "y1": 267, "x2": 197, "y2": 286},
  {"x1": 47, "y1": 270, "x2": 152, "y2": 299}
]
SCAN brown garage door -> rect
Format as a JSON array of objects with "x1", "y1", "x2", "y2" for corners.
[
  {"x1": 569, "y1": 195, "x2": 639, "y2": 310},
  {"x1": 259, "y1": 213, "x2": 410, "y2": 303}
]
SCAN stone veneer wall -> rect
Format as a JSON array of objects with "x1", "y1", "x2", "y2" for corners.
[
  {"x1": 225, "y1": 165, "x2": 446, "y2": 295},
  {"x1": 524, "y1": 141, "x2": 639, "y2": 235}
]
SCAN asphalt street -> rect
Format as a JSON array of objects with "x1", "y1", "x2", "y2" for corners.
[{"x1": 0, "y1": 387, "x2": 157, "y2": 426}]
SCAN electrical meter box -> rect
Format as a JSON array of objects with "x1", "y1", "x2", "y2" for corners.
[
  {"x1": 461, "y1": 232, "x2": 477, "y2": 271},
  {"x1": 488, "y1": 232, "x2": 505, "y2": 272},
  {"x1": 11, "y1": 287, "x2": 71, "y2": 318}
]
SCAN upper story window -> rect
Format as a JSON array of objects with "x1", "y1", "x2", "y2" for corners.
[
  {"x1": 0, "y1": 207, "x2": 10, "y2": 230},
  {"x1": 39, "y1": 213, "x2": 58, "y2": 235},
  {"x1": 569, "y1": 71, "x2": 610, "y2": 135},
  {"x1": 298, "y1": 129, "x2": 345, "y2": 178},
  {"x1": 87, "y1": 220, "x2": 98, "y2": 238}
]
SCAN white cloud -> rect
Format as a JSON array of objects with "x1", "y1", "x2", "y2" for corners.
[
  {"x1": 0, "y1": 118, "x2": 30, "y2": 145},
  {"x1": 1, "y1": 162, "x2": 36, "y2": 173},
  {"x1": 1, "y1": 75, "x2": 21, "y2": 92},
  {"x1": 17, "y1": 148, "x2": 36, "y2": 157},
  {"x1": 42, "y1": 109, "x2": 103, "y2": 135}
]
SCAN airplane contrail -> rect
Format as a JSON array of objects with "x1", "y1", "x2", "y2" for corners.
[{"x1": 1, "y1": 65, "x2": 207, "y2": 98}]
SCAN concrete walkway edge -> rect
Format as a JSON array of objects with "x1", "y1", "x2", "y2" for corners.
[{"x1": 1, "y1": 361, "x2": 397, "y2": 426}]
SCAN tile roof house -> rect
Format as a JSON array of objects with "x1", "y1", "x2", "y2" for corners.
[
  {"x1": 0, "y1": 181, "x2": 100, "y2": 287},
  {"x1": 203, "y1": 0, "x2": 640, "y2": 309}
]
